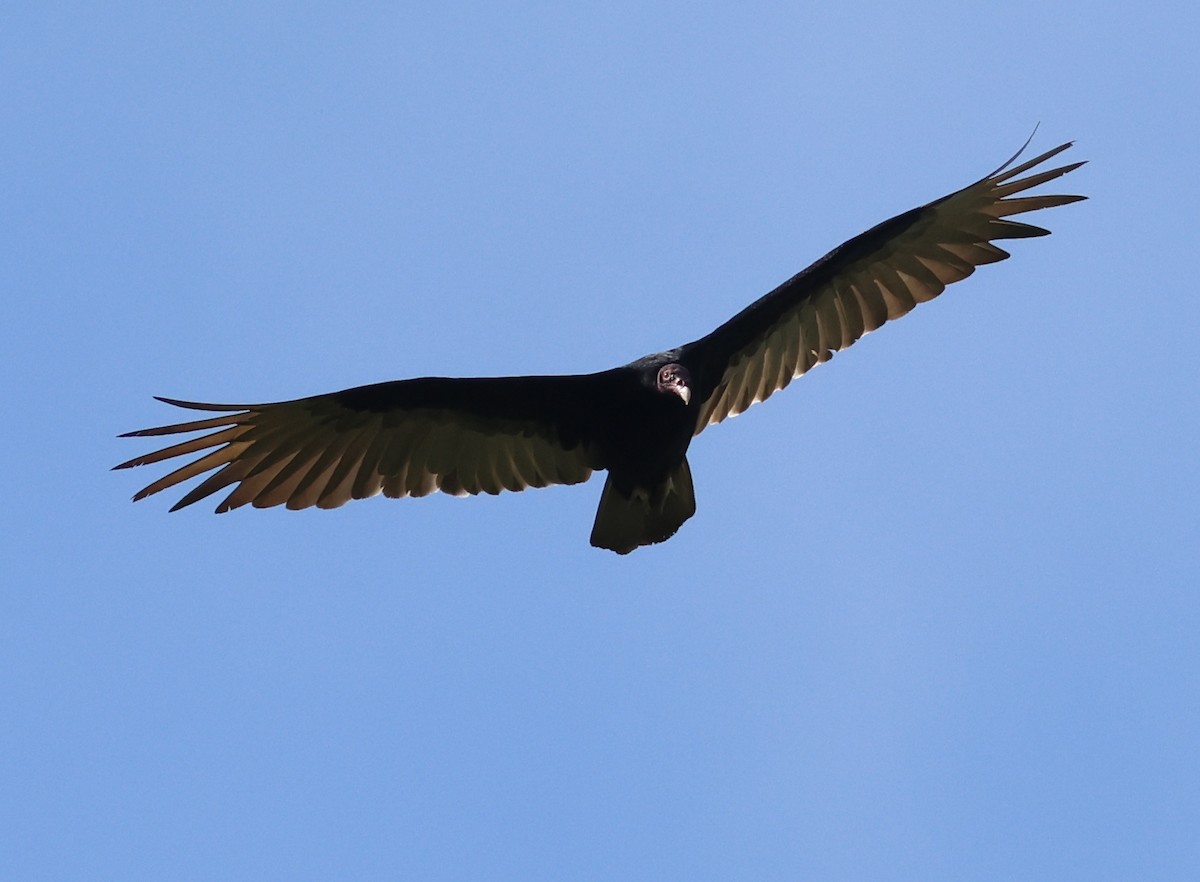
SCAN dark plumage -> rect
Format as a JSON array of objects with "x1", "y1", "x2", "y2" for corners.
[{"x1": 116, "y1": 140, "x2": 1085, "y2": 553}]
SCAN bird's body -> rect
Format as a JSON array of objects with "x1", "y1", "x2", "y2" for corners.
[{"x1": 117, "y1": 140, "x2": 1086, "y2": 553}]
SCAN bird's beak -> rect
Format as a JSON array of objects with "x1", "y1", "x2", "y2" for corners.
[{"x1": 675, "y1": 385, "x2": 691, "y2": 406}]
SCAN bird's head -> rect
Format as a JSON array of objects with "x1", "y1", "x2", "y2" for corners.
[{"x1": 656, "y1": 363, "x2": 692, "y2": 406}]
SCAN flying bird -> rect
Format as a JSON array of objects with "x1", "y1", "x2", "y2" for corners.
[{"x1": 116, "y1": 140, "x2": 1085, "y2": 554}]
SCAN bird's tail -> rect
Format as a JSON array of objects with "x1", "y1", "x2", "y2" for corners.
[{"x1": 589, "y1": 458, "x2": 696, "y2": 555}]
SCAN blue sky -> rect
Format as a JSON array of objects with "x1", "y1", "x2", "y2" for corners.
[{"x1": 4, "y1": 2, "x2": 1197, "y2": 879}]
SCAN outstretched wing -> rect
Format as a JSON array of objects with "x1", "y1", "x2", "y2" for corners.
[
  {"x1": 679, "y1": 141, "x2": 1086, "y2": 433},
  {"x1": 115, "y1": 374, "x2": 610, "y2": 512}
]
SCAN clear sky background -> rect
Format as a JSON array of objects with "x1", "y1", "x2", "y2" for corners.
[{"x1": 4, "y1": 3, "x2": 1197, "y2": 879}]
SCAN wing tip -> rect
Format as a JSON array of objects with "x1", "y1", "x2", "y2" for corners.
[
  {"x1": 154, "y1": 395, "x2": 252, "y2": 412},
  {"x1": 988, "y1": 138, "x2": 1083, "y2": 186}
]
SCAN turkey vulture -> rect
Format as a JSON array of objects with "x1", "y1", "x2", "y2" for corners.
[{"x1": 116, "y1": 140, "x2": 1085, "y2": 554}]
